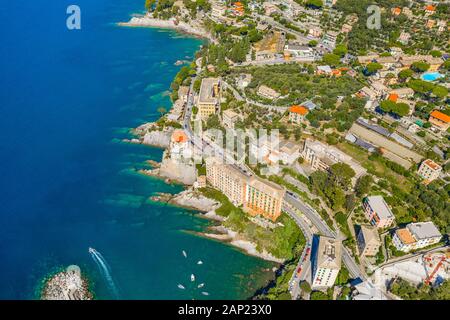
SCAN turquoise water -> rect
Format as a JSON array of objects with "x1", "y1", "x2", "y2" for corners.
[
  {"x1": 421, "y1": 72, "x2": 444, "y2": 82},
  {"x1": 0, "y1": 0, "x2": 274, "y2": 299}
]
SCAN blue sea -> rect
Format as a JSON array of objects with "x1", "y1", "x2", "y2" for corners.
[{"x1": 0, "y1": 0, "x2": 274, "y2": 299}]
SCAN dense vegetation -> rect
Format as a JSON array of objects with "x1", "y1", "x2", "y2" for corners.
[
  {"x1": 199, "y1": 188, "x2": 306, "y2": 260},
  {"x1": 390, "y1": 278, "x2": 450, "y2": 300}
]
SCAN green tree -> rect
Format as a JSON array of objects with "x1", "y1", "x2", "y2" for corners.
[
  {"x1": 322, "y1": 53, "x2": 340, "y2": 66},
  {"x1": 398, "y1": 69, "x2": 413, "y2": 80},
  {"x1": 333, "y1": 44, "x2": 348, "y2": 57},
  {"x1": 411, "y1": 61, "x2": 430, "y2": 73},
  {"x1": 308, "y1": 40, "x2": 318, "y2": 47},
  {"x1": 366, "y1": 62, "x2": 383, "y2": 74},
  {"x1": 432, "y1": 86, "x2": 448, "y2": 99},
  {"x1": 355, "y1": 175, "x2": 373, "y2": 197}
]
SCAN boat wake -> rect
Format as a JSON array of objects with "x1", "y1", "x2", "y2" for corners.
[{"x1": 89, "y1": 247, "x2": 120, "y2": 299}]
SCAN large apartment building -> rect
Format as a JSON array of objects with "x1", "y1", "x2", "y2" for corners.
[
  {"x1": 205, "y1": 157, "x2": 247, "y2": 206},
  {"x1": 392, "y1": 222, "x2": 442, "y2": 252},
  {"x1": 205, "y1": 157, "x2": 285, "y2": 221},
  {"x1": 197, "y1": 78, "x2": 221, "y2": 120},
  {"x1": 244, "y1": 175, "x2": 285, "y2": 222},
  {"x1": 363, "y1": 195, "x2": 396, "y2": 229},
  {"x1": 312, "y1": 236, "x2": 342, "y2": 289}
]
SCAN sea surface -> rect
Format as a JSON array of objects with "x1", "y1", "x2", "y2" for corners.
[{"x1": 0, "y1": 0, "x2": 274, "y2": 299}]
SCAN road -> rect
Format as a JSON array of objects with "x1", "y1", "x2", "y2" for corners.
[
  {"x1": 284, "y1": 204, "x2": 312, "y2": 299},
  {"x1": 284, "y1": 192, "x2": 365, "y2": 281}
]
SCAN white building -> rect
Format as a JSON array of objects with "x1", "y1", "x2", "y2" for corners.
[
  {"x1": 312, "y1": 236, "x2": 342, "y2": 289},
  {"x1": 392, "y1": 222, "x2": 442, "y2": 252},
  {"x1": 301, "y1": 139, "x2": 366, "y2": 181},
  {"x1": 417, "y1": 159, "x2": 442, "y2": 184}
]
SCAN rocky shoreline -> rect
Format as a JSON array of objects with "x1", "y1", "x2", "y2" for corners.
[
  {"x1": 150, "y1": 188, "x2": 284, "y2": 263},
  {"x1": 41, "y1": 266, "x2": 93, "y2": 300},
  {"x1": 118, "y1": 14, "x2": 213, "y2": 41}
]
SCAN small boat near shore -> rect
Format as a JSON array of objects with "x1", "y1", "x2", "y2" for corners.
[{"x1": 190, "y1": 274, "x2": 195, "y2": 282}]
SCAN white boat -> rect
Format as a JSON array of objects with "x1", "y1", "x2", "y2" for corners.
[
  {"x1": 197, "y1": 283, "x2": 204, "y2": 288},
  {"x1": 197, "y1": 260, "x2": 203, "y2": 265},
  {"x1": 182, "y1": 250, "x2": 187, "y2": 258},
  {"x1": 88, "y1": 247, "x2": 96, "y2": 254},
  {"x1": 190, "y1": 274, "x2": 195, "y2": 282},
  {"x1": 177, "y1": 284, "x2": 185, "y2": 290},
  {"x1": 201, "y1": 292, "x2": 209, "y2": 296}
]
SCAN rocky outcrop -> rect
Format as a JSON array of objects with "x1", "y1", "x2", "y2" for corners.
[
  {"x1": 140, "y1": 151, "x2": 196, "y2": 185},
  {"x1": 41, "y1": 266, "x2": 93, "y2": 300},
  {"x1": 142, "y1": 130, "x2": 172, "y2": 148},
  {"x1": 169, "y1": 189, "x2": 220, "y2": 212},
  {"x1": 118, "y1": 15, "x2": 213, "y2": 40},
  {"x1": 158, "y1": 152, "x2": 197, "y2": 185}
]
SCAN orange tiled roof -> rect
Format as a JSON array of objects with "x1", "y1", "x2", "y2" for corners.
[
  {"x1": 388, "y1": 93, "x2": 398, "y2": 102},
  {"x1": 290, "y1": 105, "x2": 308, "y2": 115},
  {"x1": 423, "y1": 159, "x2": 441, "y2": 171},
  {"x1": 392, "y1": 7, "x2": 401, "y2": 15},
  {"x1": 172, "y1": 130, "x2": 188, "y2": 143},
  {"x1": 396, "y1": 229, "x2": 416, "y2": 244},
  {"x1": 425, "y1": 5, "x2": 436, "y2": 11},
  {"x1": 430, "y1": 110, "x2": 450, "y2": 123}
]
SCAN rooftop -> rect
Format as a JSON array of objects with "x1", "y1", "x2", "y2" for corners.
[
  {"x1": 317, "y1": 236, "x2": 342, "y2": 270},
  {"x1": 422, "y1": 159, "x2": 442, "y2": 171},
  {"x1": 408, "y1": 222, "x2": 442, "y2": 240},
  {"x1": 198, "y1": 78, "x2": 220, "y2": 105},
  {"x1": 396, "y1": 228, "x2": 416, "y2": 245},
  {"x1": 430, "y1": 110, "x2": 450, "y2": 123},
  {"x1": 359, "y1": 225, "x2": 380, "y2": 245},
  {"x1": 365, "y1": 195, "x2": 395, "y2": 220},
  {"x1": 289, "y1": 105, "x2": 308, "y2": 115}
]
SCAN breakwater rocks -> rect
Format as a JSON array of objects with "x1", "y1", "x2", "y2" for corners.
[{"x1": 41, "y1": 265, "x2": 93, "y2": 300}]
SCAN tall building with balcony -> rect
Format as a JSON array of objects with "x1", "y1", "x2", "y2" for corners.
[
  {"x1": 205, "y1": 157, "x2": 285, "y2": 221},
  {"x1": 363, "y1": 196, "x2": 395, "y2": 229},
  {"x1": 244, "y1": 176, "x2": 285, "y2": 222},
  {"x1": 312, "y1": 236, "x2": 342, "y2": 289},
  {"x1": 205, "y1": 157, "x2": 247, "y2": 206},
  {"x1": 197, "y1": 78, "x2": 221, "y2": 120}
]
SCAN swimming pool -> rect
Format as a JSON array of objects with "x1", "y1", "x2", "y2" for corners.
[{"x1": 421, "y1": 72, "x2": 444, "y2": 82}]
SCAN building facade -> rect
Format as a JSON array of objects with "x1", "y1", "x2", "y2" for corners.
[
  {"x1": 392, "y1": 222, "x2": 442, "y2": 252},
  {"x1": 289, "y1": 105, "x2": 308, "y2": 124},
  {"x1": 363, "y1": 195, "x2": 395, "y2": 229},
  {"x1": 197, "y1": 78, "x2": 221, "y2": 120},
  {"x1": 205, "y1": 157, "x2": 285, "y2": 221},
  {"x1": 418, "y1": 159, "x2": 442, "y2": 184},
  {"x1": 312, "y1": 236, "x2": 342, "y2": 289},
  {"x1": 357, "y1": 225, "x2": 381, "y2": 257}
]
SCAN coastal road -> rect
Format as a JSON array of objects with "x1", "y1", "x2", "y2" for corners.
[
  {"x1": 284, "y1": 192, "x2": 365, "y2": 281},
  {"x1": 284, "y1": 204, "x2": 313, "y2": 299}
]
